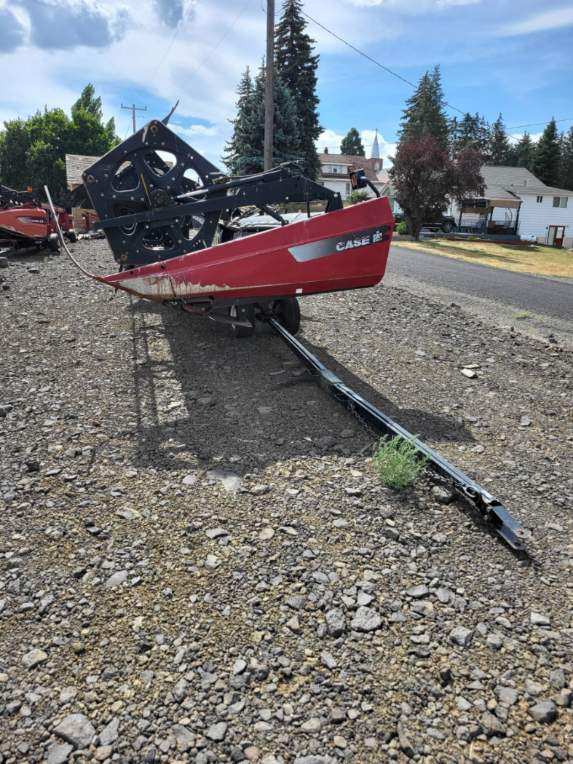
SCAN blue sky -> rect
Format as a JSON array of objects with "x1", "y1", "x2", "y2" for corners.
[{"x1": 1, "y1": 0, "x2": 572, "y2": 167}]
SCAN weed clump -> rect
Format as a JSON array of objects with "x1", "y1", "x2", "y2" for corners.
[{"x1": 373, "y1": 436, "x2": 427, "y2": 490}]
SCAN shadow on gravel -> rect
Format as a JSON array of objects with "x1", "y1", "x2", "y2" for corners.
[
  {"x1": 297, "y1": 336, "x2": 475, "y2": 446},
  {"x1": 127, "y1": 298, "x2": 473, "y2": 473}
]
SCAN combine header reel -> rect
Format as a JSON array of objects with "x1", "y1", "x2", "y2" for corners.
[{"x1": 83, "y1": 119, "x2": 343, "y2": 270}]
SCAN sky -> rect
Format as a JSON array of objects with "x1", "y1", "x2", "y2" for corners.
[{"x1": 1, "y1": 0, "x2": 572, "y2": 169}]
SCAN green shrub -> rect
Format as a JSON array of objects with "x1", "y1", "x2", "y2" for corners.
[
  {"x1": 347, "y1": 190, "x2": 369, "y2": 205},
  {"x1": 396, "y1": 220, "x2": 409, "y2": 235},
  {"x1": 373, "y1": 435, "x2": 427, "y2": 490}
]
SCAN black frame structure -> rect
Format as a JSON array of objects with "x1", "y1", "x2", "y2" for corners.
[{"x1": 83, "y1": 120, "x2": 343, "y2": 269}]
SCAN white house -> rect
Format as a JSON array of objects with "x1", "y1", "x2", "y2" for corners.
[
  {"x1": 318, "y1": 131, "x2": 389, "y2": 200},
  {"x1": 453, "y1": 166, "x2": 572, "y2": 248}
]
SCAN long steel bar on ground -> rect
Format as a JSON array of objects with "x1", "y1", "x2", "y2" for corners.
[{"x1": 269, "y1": 318, "x2": 526, "y2": 554}]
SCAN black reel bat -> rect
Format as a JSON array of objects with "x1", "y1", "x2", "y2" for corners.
[{"x1": 82, "y1": 120, "x2": 224, "y2": 267}]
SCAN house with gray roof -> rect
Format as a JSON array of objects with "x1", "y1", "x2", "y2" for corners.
[{"x1": 453, "y1": 166, "x2": 572, "y2": 248}]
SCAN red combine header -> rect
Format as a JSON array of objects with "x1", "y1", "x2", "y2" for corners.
[
  {"x1": 46, "y1": 116, "x2": 527, "y2": 553},
  {"x1": 72, "y1": 118, "x2": 391, "y2": 334},
  {"x1": 0, "y1": 184, "x2": 73, "y2": 255}
]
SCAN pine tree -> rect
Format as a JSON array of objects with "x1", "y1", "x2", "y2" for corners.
[
  {"x1": 254, "y1": 66, "x2": 300, "y2": 167},
  {"x1": 224, "y1": 67, "x2": 259, "y2": 174},
  {"x1": 451, "y1": 112, "x2": 489, "y2": 156},
  {"x1": 275, "y1": 0, "x2": 320, "y2": 178},
  {"x1": 399, "y1": 66, "x2": 449, "y2": 149},
  {"x1": 488, "y1": 114, "x2": 510, "y2": 164},
  {"x1": 340, "y1": 128, "x2": 365, "y2": 156},
  {"x1": 225, "y1": 63, "x2": 299, "y2": 174},
  {"x1": 533, "y1": 118, "x2": 561, "y2": 185},
  {"x1": 513, "y1": 132, "x2": 535, "y2": 170},
  {"x1": 558, "y1": 127, "x2": 573, "y2": 190}
]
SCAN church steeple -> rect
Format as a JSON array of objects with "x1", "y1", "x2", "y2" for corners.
[{"x1": 371, "y1": 129, "x2": 380, "y2": 160}]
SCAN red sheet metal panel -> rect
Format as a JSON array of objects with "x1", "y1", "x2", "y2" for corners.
[
  {"x1": 0, "y1": 207, "x2": 49, "y2": 242},
  {"x1": 102, "y1": 197, "x2": 393, "y2": 303}
]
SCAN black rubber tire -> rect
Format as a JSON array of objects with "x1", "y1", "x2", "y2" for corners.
[
  {"x1": 229, "y1": 304, "x2": 255, "y2": 338},
  {"x1": 275, "y1": 297, "x2": 301, "y2": 334}
]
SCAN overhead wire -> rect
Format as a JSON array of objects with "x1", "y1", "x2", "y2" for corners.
[{"x1": 298, "y1": 7, "x2": 569, "y2": 141}]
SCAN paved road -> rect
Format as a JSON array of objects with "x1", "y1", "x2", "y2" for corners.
[{"x1": 387, "y1": 245, "x2": 573, "y2": 321}]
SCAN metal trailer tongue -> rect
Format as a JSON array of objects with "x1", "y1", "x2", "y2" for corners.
[{"x1": 46, "y1": 115, "x2": 529, "y2": 555}]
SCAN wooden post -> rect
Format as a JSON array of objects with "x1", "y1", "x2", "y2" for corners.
[{"x1": 264, "y1": 0, "x2": 275, "y2": 171}]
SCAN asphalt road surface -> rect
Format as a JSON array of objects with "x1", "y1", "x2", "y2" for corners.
[{"x1": 387, "y1": 245, "x2": 573, "y2": 321}]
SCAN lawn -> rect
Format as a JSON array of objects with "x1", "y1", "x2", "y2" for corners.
[{"x1": 395, "y1": 238, "x2": 573, "y2": 278}]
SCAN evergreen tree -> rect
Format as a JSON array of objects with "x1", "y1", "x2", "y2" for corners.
[
  {"x1": 558, "y1": 127, "x2": 573, "y2": 191},
  {"x1": 451, "y1": 112, "x2": 489, "y2": 156},
  {"x1": 224, "y1": 67, "x2": 258, "y2": 174},
  {"x1": 399, "y1": 66, "x2": 449, "y2": 149},
  {"x1": 488, "y1": 114, "x2": 510, "y2": 164},
  {"x1": 275, "y1": 0, "x2": 320, "y2": 178},
  {"x1": 513, "y1": 132, "x2": 535, "y2": 170},
  {"x1": 533, "y1": 118, "x2": 561, "y2": 185},
  {"x1": 253, "y1": 65, "x2": 299, "y2": 169},
  {"x1": 225, "y1": 63, "x2": 299, "y2": 174},
  {"x1": 340, "y1": 128, "x2": 365, "y2": 156}
]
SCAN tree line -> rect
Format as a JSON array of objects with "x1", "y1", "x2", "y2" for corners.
[
  {"x1": 225, "y1": 0, "x2": 320, "y2": 179},
  {"x1": 450, "y1": 112, "x2": 572, "y2": 190},
  {"x1": 389, "y1": 66, "x2": 573, "y2": 239},
  {"x1": 0, "y1": 85, "x2": 118, "y2": 203}
]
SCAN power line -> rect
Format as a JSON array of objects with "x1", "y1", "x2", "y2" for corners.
[
  {"x1": 507, "y1": 117, "x2": 573, "y2": 130},
  {"x1": 299, "y1": 7, "x2": 569, "y2": 139},
  {"x1": 299, "y1": 8, "x2": 467, "y2": 118}
]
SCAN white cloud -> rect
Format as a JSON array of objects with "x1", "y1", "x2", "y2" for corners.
[
  {"x1": 14, "y1": 0, "x2": 129, "y2": 50},
  {"x1": 347, "y1": 0, "x2": 481, "y2": 9},
  {"x1": 317, "y1": 128, "x2": 397, "y2": 166},
  {"x1": 0, "y1": 7, "x2": 26, "y2": 52},
  {"x1": 499, "y1": 7, "x2": 573, "y2": 36}
]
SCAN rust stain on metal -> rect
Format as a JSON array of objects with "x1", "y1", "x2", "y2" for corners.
[{"x1": 118, "y1": 274, "x2": 232, "y2": 299}]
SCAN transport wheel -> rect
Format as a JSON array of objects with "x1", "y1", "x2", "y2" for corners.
[
  {"x1": 274, "y1": 297, "x2": 301, "y2": 334},
  {"x1": 229, "y1": 304, "x2": 255, "y2": 338}
]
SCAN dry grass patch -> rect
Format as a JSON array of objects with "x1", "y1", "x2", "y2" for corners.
[{"x1": 396, "y1": 239, "x2": 573, "y2": 278}]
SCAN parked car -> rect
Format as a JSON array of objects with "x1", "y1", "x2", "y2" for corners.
[{"x1": 393, "y1": 212, "x2": 456, "y2": 233}]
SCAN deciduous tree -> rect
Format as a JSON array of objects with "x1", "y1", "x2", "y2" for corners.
[
  {"x1": 0, "y1": 84, "x2": 118, "y2": 202},
  {"x1": 390, "y1": 136, "x2": 483, "y2": 240}
]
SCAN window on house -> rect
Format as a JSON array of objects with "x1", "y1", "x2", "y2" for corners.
[
  {"x1": 536, "y1": 195, "x2": 543, "y2": 203},
  {"x1": 553, "y1": 196, "x2": 569, "y2": 208}
]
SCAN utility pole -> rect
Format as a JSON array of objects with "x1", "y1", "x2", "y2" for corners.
[
  {"x1": 263, "y1": 0, "x2": 275, "y2": 171},
  {"x1": 121, "y1": 103, "x2": 148, "y2": 134}
]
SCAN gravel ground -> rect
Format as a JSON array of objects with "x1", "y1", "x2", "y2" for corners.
[{"x1": 0, "y1": 241, "x2": 571, "y2": 764}]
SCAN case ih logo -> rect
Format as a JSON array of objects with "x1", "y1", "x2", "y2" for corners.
[{"x1": 289, "y1": 225, "x2": 389, "y2": 262}]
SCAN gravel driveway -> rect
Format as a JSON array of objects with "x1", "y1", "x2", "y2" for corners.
[{"x1": 0, "y1": 241, "x2": 571, "y2": 763}]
